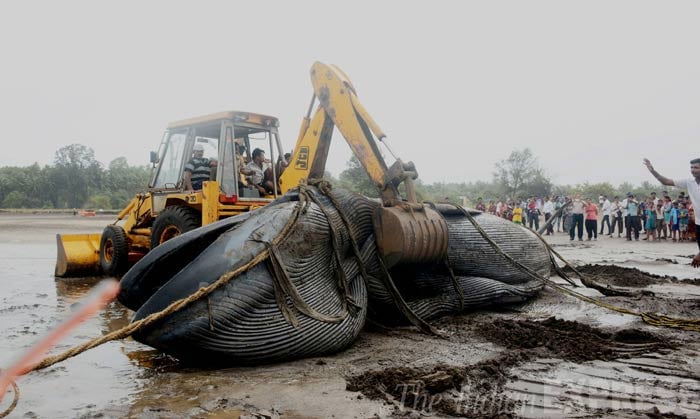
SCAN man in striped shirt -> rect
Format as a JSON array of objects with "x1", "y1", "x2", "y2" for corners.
[{"x1": 184, "y1": 143, "x2": 217, "y2": 192}]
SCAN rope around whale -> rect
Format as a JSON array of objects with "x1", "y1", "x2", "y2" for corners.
[
  {"x1": 0, "y1": 188, "x2": 319, "y2": 417},
  {"x1": 446, "y1": 203, "x2": 700, "y2": 333},
  {"x1": 1, "y1": 182, "x2": 441, "y2": 416}
]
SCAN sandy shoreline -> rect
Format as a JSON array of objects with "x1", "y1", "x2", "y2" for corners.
[{"x1": 0, "y1": 214, "x2": 698, "y2": 418}]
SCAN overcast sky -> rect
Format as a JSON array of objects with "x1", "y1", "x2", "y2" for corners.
[{"x1": 0, "y1": 1, "x2": 697, "y2": 187}]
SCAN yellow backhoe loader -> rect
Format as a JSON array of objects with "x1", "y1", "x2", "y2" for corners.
[
  {"x1": 56, "y1": 111, "x2": 287, "y2": 277},
  {"x1": 57, "y1": 61, "x2": 447, "y2": 278}
]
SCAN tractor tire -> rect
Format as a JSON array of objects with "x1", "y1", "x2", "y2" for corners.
[
  {"x1": 150, "y1": 206, "x2": 201, "y2": 249},
  {"x1": 100, "y1": 225, "x2": 130, "y2": 277}
]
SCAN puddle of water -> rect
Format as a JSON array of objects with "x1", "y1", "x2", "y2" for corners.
[{"x1": 0, "y1": 216, "x2": 146, "y2": 418}]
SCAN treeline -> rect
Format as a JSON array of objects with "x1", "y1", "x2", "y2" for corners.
[
  {"x1": 334, "y1": 149, "x2": 670, "y2": 206},
  {"x1": 0, "y1": 144, "x2": 150, "y2": 209},
  {"x1": 0, "y1": 145, "x2": 670, "y2": 210}
]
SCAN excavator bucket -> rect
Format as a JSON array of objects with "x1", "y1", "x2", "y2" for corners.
[{"x1": 55, "y1": 233, "x2": 102, "y2": 277}]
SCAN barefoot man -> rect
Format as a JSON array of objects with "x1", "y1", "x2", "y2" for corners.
[{"x1": 644, "y1": 158, "x2": 700, "y2": 268}]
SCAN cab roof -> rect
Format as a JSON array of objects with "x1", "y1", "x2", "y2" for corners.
[{"x1": 167, "y1": 111, "x2": 279, "y2": 129}]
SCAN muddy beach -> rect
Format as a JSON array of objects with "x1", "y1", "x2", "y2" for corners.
[{"x1": 1, "y1": 213, "x2": 699, "y2": 418}]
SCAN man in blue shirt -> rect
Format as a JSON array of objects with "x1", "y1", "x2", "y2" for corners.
[{"x1": 625, "y1": 193, "x2": 641, "y2": 241}]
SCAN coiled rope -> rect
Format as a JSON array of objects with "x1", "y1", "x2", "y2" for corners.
[{"x1": 0, "y1": 375, "x2": 18, "y2": 419}]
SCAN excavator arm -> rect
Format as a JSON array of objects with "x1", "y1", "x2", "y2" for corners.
[
  {"x1": 280, "y1": 62, "x2": 419, "y2": 207},
  {"x1": 280, "y1": 62, "x2": 448, "y2": 268}
]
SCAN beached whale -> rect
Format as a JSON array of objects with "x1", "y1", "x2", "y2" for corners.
[{"x1": 118, "y1": 187, "x2": 548, "y2": 364}]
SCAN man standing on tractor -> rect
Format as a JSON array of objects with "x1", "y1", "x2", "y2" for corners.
[{"x1": 184, "y1": 143, "x2": 217, "y2": 192}]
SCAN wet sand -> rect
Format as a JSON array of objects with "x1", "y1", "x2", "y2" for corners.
[{"x1": 0, "y1": 214, "x2": 699, "y2": 418}]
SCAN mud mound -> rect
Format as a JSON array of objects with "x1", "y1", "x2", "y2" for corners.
[
  {"x1": 566, "y1": 264, "x2": 676, "y2": 288},
  {"x1": 643, "y1": 406, "x2": 690, "y2": 418},
  {"x1": 680, "y1": 277, "x2": 700, "y2": 285},
  {"x1": 475, "y1": 317, "x2": 672, "y2": 362},
  {"x1": 612, "y1": 328, "x2": 662, "y2": 344},
  {"x1": 346, "y1": 353, "x2": 527, "y2": 417}
]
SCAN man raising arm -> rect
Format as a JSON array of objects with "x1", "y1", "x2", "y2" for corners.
[{"x1": 644, "y1": 158, "x2": 700, "y2": 268}]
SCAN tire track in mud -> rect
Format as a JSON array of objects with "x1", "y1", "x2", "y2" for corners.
[{"x1": 346, "y1": 317, "x2": 683, "y2": 417}]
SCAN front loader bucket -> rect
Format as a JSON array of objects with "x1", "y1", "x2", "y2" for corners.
[{"x1": 55, "y1": 233, "x2": 102, "y2": 277}]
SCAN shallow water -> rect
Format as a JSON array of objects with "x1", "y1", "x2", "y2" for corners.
[{"x1": 0, "y1": 215, "x2": 144, "y2": 418}]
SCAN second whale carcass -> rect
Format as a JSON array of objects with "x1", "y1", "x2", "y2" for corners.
[{"x1": 118, "y1": 186, "x2": 549, "y2": 364}]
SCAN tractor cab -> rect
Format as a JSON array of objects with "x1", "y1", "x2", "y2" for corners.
[{"x1": 150, "y1": 111, "x2": 285, "y2": 200}]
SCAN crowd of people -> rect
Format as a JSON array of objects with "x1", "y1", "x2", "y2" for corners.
[
  {"x1": 473, "y1": 158, "x2": 700, "y2": 269},
  {"x1": 477, "y1": 191, "x2": 695, "y2": 242}
]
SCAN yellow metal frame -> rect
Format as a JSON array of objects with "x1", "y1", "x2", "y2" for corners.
[{"x1": 280, "y1": 62, "x2": 404, "y2": 206}]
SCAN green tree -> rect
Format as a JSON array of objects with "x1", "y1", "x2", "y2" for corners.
[
  {"x1": 576, "y1": 182, "x2": 616, "y2": 201},
  {"x1": 102, "y1": 157, "x2": 150, "y2": 208},
  {"x1": 53, "y1": 144, "x2": 103, "y2": 208},
  {"x1": 37, "y1": 165, "x2": 61, "y2": 208},
  {"x1": 523, "y1": 170, "x2": 553, "y2": 198},
  {"x1": 0, "y1": 165, "x2": 47, "y2": 208},
  {"x1": 617, "y1": 182, "x2": 635, "y2": 198},
  {"x1": 493, "y1": 148, "x2": 550, "y2": 198},
  {"x1": 2, "y1": 191, "x2": 31, "y2": 208},
  {"x1": 338, "y1": 156, "x2": 379, "y2": 197}
]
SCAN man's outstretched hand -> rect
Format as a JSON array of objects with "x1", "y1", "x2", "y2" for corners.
[
  {"x1": 693, "y1": 253, "x2": 700, "y2": 269},
  {"x1": 643, "y1": 158, "x2": 654, "y2": 171},
  {"x1": 690, "y1": 253, "x2": 700, "y2": 268}
]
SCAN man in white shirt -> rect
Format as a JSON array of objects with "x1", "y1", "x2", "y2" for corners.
[
  {"x1": 241, "y1": 148, "x2": 273, "y2": 195},
  {"x1": 599, "y1": 195, "x2": 612, "y2": 235},
  {"x1": 620, "y1": 193, "x2": 631, "y2": 237},
  {"x1": 569, "y1": 194, "x2": 585, "y2": 241},
  {"x1": 644, "y1": 158, "x2": 700, "y2": 268},
  {"x1": 609, "y1": 196, "x2": 623, "y2": 237},
  {"x1": 542, "y1": 196, "x2": 554, "y2": 235}
]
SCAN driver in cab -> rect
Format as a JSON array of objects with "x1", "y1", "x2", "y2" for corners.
[{"x1": 184, "y1": 143, "x2": 217, "y2": 192}]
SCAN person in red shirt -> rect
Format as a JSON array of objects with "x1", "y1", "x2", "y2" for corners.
[
  {"x1": 487, "y1": 200, "x2": 497, "y2": 215},
  {"x1": 584, "y1": 197, "x2": 599, "y2": 241},
  {"x1": 527, "y1": 197, "x2": 540, "y2": 230},
  {"x1": 475, "y1": 197, "x2": 486, "y2": 212}
]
